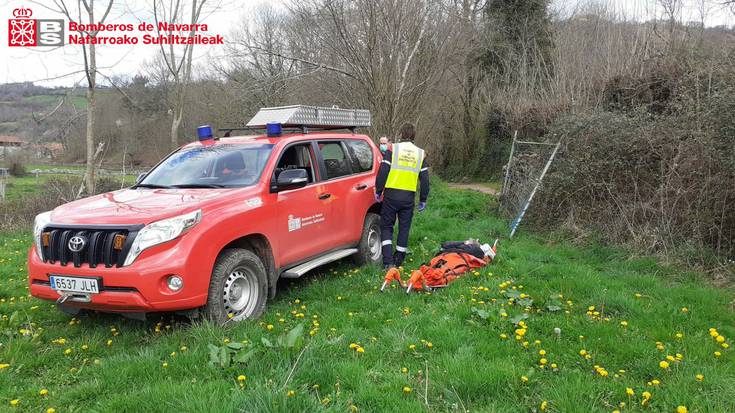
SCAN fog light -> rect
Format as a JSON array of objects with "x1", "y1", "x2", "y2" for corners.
[{"x1": 167, "y1": 275, "x2": 183, "y2": 291}]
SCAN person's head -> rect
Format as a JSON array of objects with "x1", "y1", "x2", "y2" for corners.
[
  {"x1": 379, "y1": 136, "x2": 391, "y2": 152},
  {"x1": 398, "y1": 122, "x2": 415, "y2": 143}
]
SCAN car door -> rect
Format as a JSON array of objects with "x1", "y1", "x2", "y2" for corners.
[
  {"x1": 272, "y1": 141, "x2": 333, "y2": 266},
  {"x1": 315, "y1": 139, "x2": 370, "y2": 247},
  {"x1": 342, "y1": 138, "x2": 378, "y2": 241}
]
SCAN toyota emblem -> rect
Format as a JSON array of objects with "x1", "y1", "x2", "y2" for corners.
[{"x1": 68, "y1": 236, "x2": 87, "y2": 252}]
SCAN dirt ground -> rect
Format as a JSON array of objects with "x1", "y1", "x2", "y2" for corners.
[{"x1": 447, "y1": 183, "x2": 499, "y2": 195}]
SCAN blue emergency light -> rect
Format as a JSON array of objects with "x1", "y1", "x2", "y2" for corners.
[
  {"x1": 197, "y1": 125, "x2": 214, "y2": 141},
  {"x1": 266, "y1": 122, "x2": 282, "y2": 137}
]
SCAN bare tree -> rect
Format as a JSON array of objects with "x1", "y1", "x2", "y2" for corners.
[
  {"x1": 231, "y1": 0, "x2": 457, "y2": 136},
  {"x1": 152, "y1": 0, "x2": 208, "y2": 149},
  {"x1": 52, "y1": 0, "x2": 115, "y2": 195}
]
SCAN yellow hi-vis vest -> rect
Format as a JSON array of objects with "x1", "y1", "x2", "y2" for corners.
[{"x1": 385, "y1": 142, "x2": 425, "y2": 192}]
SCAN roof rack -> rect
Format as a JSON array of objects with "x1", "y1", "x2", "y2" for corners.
[{"x1": 246, "y1": 105, "x2": 371, "y2": 131}]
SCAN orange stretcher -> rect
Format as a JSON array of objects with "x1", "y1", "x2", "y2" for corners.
[{"x1": 380, "y1": 240, "x2": 497, "y2": 293}]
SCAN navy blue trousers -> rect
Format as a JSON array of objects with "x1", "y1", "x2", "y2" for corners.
[{"x1": 380, "y1": 197, "x2": 415, "y2": 267}]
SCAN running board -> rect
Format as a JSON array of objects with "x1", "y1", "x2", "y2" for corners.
[{"x1": 281, "y1": 248, "x2": 358, "y2": 278}]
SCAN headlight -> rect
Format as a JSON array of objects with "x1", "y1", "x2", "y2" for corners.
[
  {"x1": 33, "y1": 211, "x2": 52, "y2": 260},
  {"x1": 123, "y1": 210, "x2": 201, "y2": 266}
]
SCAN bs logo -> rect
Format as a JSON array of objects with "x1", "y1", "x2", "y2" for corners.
[{"x1": 8, "y1": 7, "x2": 64, "y2": 47}]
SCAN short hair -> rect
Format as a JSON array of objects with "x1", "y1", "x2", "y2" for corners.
[{"x1": 399, "y1": 122, "x2": 415, "y2": 142}]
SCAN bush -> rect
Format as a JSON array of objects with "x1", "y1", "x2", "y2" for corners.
[
  {"x1": 3, "y1": 153, "x2": 28, "y2": 177},
  {"x1": 0, "y1": 176, "x2": 127, "y2": 232},
  {"x1": 534, "y1": 106, "x2": 735, "y2": 263}
]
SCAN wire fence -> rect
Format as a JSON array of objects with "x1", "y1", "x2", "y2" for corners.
[{"x1": 499, "y1": 132, "x2": 560, "y2": 237}]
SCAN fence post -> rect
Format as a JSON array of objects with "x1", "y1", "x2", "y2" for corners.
[
  {"x1": 500, "y1": 130, "x2": 517, "y2": 199},
  {"x1": 509, "y1": 141, "x2": 561, "y2": 238}
]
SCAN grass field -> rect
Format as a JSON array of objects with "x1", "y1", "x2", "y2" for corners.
[
  {"x1": 23, "y1": 95, "x2": 87, "y2": 109},
  {"x1": 0, "y1": 182, "x2": 733, "y2": 412},
  {"x1": 3, "y1": 172, "x2": 136, "y2": 201}
]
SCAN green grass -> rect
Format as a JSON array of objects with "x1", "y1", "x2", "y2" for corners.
[
  {"x1": 3, "y1": 173, "x2": 136, "y2": 201},
  {"x1": 23, "y1": 95, "x2": 87, "y2": 109},
  {"x1": 0, "y1": 182, "x2": 733, "y2": 412}
]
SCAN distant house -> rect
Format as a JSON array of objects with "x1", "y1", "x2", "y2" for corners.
[
  {"x1": 0, "y1": 136, "x2": 26, "y2": 155},
  {"x1": 32, "y1": 142, "x2": 64, "y2": 159}
]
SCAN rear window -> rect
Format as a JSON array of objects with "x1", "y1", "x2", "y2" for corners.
[
  {"x1": 344, "y1": 139, "x2": 373, "y2": 173},
  {"x1": 318, "y1": 141, "x2": 352, "y2": 179}
]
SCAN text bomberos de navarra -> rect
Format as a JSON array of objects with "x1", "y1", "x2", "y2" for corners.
[{"x1": 67, "y1": 22, "x2": 223, "y2": 45}]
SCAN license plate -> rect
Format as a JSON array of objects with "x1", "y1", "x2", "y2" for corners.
[{"x1": 49, "y1": 275, "x2": 100, "y2": 294}]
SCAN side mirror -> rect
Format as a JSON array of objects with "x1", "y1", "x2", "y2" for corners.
[
  {"x1": 136, "y1": 173, "x2": 147, "y2": 184},
  {"x1": 275, "y1": 168, "x2": 308, "y2": 191}
]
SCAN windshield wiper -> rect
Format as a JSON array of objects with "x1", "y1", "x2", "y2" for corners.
[
  {"x1": 133, "y1": 183, "x2": 172, "y2": 189},
  {"x1": 170, "y1": 183, "x2": 227, "y2": 189}
]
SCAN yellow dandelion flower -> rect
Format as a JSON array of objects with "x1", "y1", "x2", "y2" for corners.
[
  {"x1": 47, "y1": 408, "x2": 56, "y2": 413},
  {"x1": 695, "y1": 374, "x2": 704, "y2": 381},
  {"x1": 539, "y1": 358, "x2": 548, "y2": 366},
  {"x1": 677, "y1": 406, "x2": 688, "y2": 413},
  {"x1": 681, "y1": 307, "x2": 688, "y2": 312},
  {"x1": 9, "y1": 399, "x2": 19, "y2": 406},
  {"x1": 237, "y1": 375, "x2": 247, "y2": 382},
  {"x1": 521, "y1": 375, "x2": 529, "y2": 382},
  {"x1": 39, "y1": 389, "x2": 48, "y2": 396},
  {"x1": 539, "y1": 350, "x2": 546, "y2": 356},
  {"x1": 540, "y1": 400, "x2": 548, "y2": 411},
  {"x1": 626, "y1": 388, "x2": 634, "y2": 396},
  {"x1": 659, "y1": 361, "x2": 669, "y2": 369},
  {"x1": 356, "y1": 347, "x2": 365, "y2": 354},
  {"x1": 403, "y1": 386, "x2": 412, "y2": 394},
  {"x1": 714, "y1": 351, "x2": 722, "y2": 357},
  {"x1": 401, "y1": 367, "x2": 408, "y2": 374},
  {"x1": 716, "y1": 335, "x2": 725, "y2": 343},
  {"x1": 675, "y1": 332, "x2": 684, "y2": 339},
  {"x1": 287, "y1": 390, "x2": 295, "y2": 397}
]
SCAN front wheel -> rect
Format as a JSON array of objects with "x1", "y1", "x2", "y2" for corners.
[
  {"x1": 353, "y1": 212, "x2": 382, "y2": 266},
  {"x1": 202, "y1": 249, "x2": 267, "y2": 324}
]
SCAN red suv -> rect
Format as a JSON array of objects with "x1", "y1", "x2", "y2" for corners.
[{"x1": 28, "y1": 106, "x2": 382, "y2": 322}]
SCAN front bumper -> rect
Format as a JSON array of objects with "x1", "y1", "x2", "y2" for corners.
[{"x1": 27, "y1": 238, "x2": 210, "y2": 313}]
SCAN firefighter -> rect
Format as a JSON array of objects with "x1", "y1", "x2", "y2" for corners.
[{"x1": 375, "y1": 122, "x2": 430, "y2": 269}]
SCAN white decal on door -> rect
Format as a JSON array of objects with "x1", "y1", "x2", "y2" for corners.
[
  {"x1": 287, "y1": 213, "x2": 325, "y2": 232},
  {"x1": 288, "y1": 215, "x2": 302, "y2": 232}
]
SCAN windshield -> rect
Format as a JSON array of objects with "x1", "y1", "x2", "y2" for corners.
[{"x1": 139, "y1": 143, "x2": 274, "y2": 188}]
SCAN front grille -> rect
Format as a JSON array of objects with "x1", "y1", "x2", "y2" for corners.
[{"x1": 41, "y1": 225, "x2": 142, "y2": 268}]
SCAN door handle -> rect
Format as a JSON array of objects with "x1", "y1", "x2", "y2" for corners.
[
  {"x1": 355, "y1": 184, "x2": 368, "y2": 191},
  {"x1": 318, "y1": 193, "x2": 332, "y2": 200}
]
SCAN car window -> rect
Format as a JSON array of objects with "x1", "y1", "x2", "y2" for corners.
[
  {"x1": 344, "y1": 139, "x2": 373, "y2": 173},
  {"x1": 275, "y1": 143, "x2": 316, "y2": 183},
  {"x1": 140, "y1": 144, "x2": 273, "y2": 188},
  {"x1": 318, "y1": 141, "x2": 352, "y2": 179}
]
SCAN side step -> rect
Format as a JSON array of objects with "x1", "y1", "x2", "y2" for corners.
[{"x1": 281, "y1": 248, "x2": 358, "y2": 279}]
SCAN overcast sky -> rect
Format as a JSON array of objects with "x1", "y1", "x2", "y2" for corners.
[{"x1": 0, "y1": 0, "x2": 732, "y2": 88}]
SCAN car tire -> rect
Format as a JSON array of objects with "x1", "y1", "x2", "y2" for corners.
[
  {"x1": 353, "y1": 212, "x2": 382, "y2": 266},
  {"x1": 202, "y1": 248, "x2": 268, "y2": 324}
]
